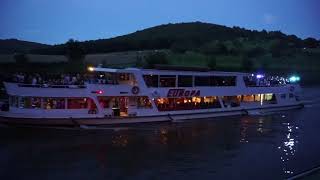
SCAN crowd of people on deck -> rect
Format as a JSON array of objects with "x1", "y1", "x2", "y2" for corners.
[
  {"x1": 6, "y1": 72, "x2": 120, "y2": 86},
  {"x1": 11, "y1": 73, "x2": 85, "y2": 86},
  {"x1": 86, "y1": 73, "x2": 119, "y2": 85},
  {"x1": 243, "y1": 75, "x2": 288, "y2": 87}
]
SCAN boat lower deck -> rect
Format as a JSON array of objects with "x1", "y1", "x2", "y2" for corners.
[{"x1": 0, "y1": 103, "x2": 303, "y2": 126}]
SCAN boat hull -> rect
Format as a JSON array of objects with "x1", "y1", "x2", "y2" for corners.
[{"x1": 0, "y1": 104, "x2": 303, "y2": 126}]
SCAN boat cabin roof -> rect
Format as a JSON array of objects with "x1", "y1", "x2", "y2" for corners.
[{"x1": 90, "y1": 67, "x2": 250, "y2": 77}]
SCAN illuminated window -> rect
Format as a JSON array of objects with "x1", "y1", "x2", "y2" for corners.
[
  {"x1": 264, "y1": 94, "x2": 274, "y2": 101},
  {"x1": 44, "y1": 98, "x2": 65, "y2": 109},
  {"x1": 98, "y1": 97, "x2": 111, "y2": 108},
  {"x1": 31, "y1": 97, "x2": 41, "y2": 109},
  {"x1": 137, "y1": 96, "x2": 152, "y2": 109},
  {"x1": 242, "y1": 95, "x2": 255, "y2": 102},
  {"x1": 155, "y1": 96, "x2": 221, "y2": 111},
  {"x1": 19, "y1": 97, "x2": 31, "y2": 108},
  {"x1": 254, "y1": 94, "x2": 261, "y2": 101},
  {"x1": 192, "y1": 97, "x2": 201, "y2": 103},
  {"x1": 67, "y1": 98, "x2": 96, "y2": 109},
  {"x1": 119, "y1": 73, "x2": 130, "y2": 81}
]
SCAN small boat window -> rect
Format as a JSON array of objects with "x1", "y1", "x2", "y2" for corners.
[
  {"x1": 118, "y1": 73, "x2": 136, "y2": 85},
  {"x1": 137, "y1": 96, "x2": 152, "y2": 109},
  {"x1": 194, "y1": 76, "x2": 236, "y2": 87},
  {"x1": 178, "y1": 75, "x2": 193, "y2": 87},
  {"x1": 254, "y1": 94, "x2": 261, "y2": 101},
  {"x1": 67, "y1": 98, "x2": 96, "y2": 109},
  {"x1": 43, "y1": 98, "x2": 65, "y2": 109},
  {"x1": 195, "y1": 76, "x2": 210, "y2": 86},
  {"x1": 159, "y1": 75, "x2": 176, "y2": 87},
  {"x1": 86, "y1": 72, "x2": 120, "y2": 85},
  {"x1": 143, "y1": 75, "x2": 158, "y2": 87},
  {"x1": 221, "y1": 96, "x2": 240, "y2": 107},
  {"x1": 15, "y1": 97, "x2": 41, "y2": 109},
  {"x1": 9, "y1": 96, "x2": 19, "y2": 108},
  {"x1": 241, "y1": 94, "x2": 260, "y2": 102},
  {"x1": 240, "y1": 94, "x2": 276, "y2": 104},
  {"x1": 98, "y1": 97, "x2": 111, "y2": 108},
  {"x1": 31, "y1": 97, "x2": 41, "y2": 109},
  {"x1": 210, "y1": 76, "x2": 236, "y2": 86},
  {"x1": 19, "y1": 97, "x2": 30, "y2": 108},
  {"x1": 264, "y1": 94, "x2": 274, "y2": 101}
]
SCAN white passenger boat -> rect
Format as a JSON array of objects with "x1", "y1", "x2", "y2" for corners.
[{"x1": 0, "y1": 66, "x2": 303, "y2": 125}]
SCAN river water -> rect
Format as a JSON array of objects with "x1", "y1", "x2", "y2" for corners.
[{"x1": 0, "y1": 87, "x2": 320, "y2": 180}]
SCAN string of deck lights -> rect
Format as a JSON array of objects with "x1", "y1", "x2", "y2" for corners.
[{"x1": 254, "y1": 73, "x2": 300, "y2": 84}]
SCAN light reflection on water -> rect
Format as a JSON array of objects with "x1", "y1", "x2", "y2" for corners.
[
  {"x1": 278, "y1": 121, "x2": 299, "y2": 175},
  {"x1": 0, "y1": 87, "x2": 320, "y2": 179}
]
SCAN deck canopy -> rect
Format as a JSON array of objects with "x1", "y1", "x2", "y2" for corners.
[{"x1": 88, "y1": 66, "x2": 251, "y2": 76}]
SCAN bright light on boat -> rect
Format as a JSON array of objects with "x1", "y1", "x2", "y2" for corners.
[
  {"x1": 91, "y1": 90, "x2": 103, "y2": 94},
  {"x1": 88, "y1": 66, "x2": 95, "y2": 72},
  {"x1": 289, "y1": 76, "x2": 300, "y2": 83},
  {"x1": 256, "y1": 74, "x2": 264, "y2": 79}
]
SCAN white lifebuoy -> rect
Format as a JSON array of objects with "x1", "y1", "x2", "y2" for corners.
[
  {"x1": 152, "y1": 90, "x2": 160, "y2": 97},
  {"x1": 132, "y1": 86, "x2": 140, "y2": 94}
]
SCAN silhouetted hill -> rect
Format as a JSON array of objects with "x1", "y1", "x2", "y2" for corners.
[
  {"x1": 1, "y1": 22, "x2": 320, "y2": 84},
  {"x1": 0, "y1": 39, "x2": 50, "y2": 54},
  {"x1": 29, "y1": 22, "x2": 319, "y2": 55},
  {"x1": 2, "y1": 22, "x2": 319, "y2": 55}
]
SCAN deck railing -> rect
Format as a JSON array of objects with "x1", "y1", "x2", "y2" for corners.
[{"x1": 17, "y1": 84, "x2": 87, "y2": 89}]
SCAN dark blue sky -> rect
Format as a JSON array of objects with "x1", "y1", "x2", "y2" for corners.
[{"x1": 0, "y1": 0, "x2": 319, "y2": 44}]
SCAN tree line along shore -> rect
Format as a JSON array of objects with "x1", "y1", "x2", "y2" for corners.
[{"x1": 0, "y1": 49, "x2": 319, "y2": 85}]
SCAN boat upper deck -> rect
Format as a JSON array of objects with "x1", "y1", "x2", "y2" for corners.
[
  {"x1": 2, "y1": 67, "x2": 300, "y2": 94},
  {"x1": 92, "y1": 67, "x2": 251, "y2": 76}
]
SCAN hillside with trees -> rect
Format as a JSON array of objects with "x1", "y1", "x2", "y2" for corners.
[
  {"x1": 28, "y1": 22, "x2": 319, "y2": 55},
  {"x1": 0, "y1": 39, "x2": 50, "y2": 54},
  {"x1": 0, "y1": 22, "x2": 320, "y2": 84}
]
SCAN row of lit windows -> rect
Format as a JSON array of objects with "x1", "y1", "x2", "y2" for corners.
[
  {"x1": 143, "y1": 75, "x2": 236, "y2": 87},
  {"x1": 10, "y1": 96, "x2": 153, "y2": 110},
  {"x1": 97, "y1": 96, "x2": 152, "y2": 109},
  {"x1": 8, "y1": 93, "x2": 279, "y2": 111},
  {"x1": 9, "y1": 96, "x2": 96, "y2": 109},
  {"x1": 155, "y1": 96, "x2": 221, "y2": 111},
  {"x1": 154, "y1": 94, "x2": 277, "y2": 111},
  {"x1": 241, "y1": 94, "x2": 275, "y2": 102}
]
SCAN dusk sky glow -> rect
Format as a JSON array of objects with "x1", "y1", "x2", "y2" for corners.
[{"x1": 0, "y1": 0, "x2": 319, "y2": 44}]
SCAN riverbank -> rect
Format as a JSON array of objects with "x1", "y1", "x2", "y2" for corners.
[{"x1": 0, "y1": 49, "x2": 319, "y2": 85}]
